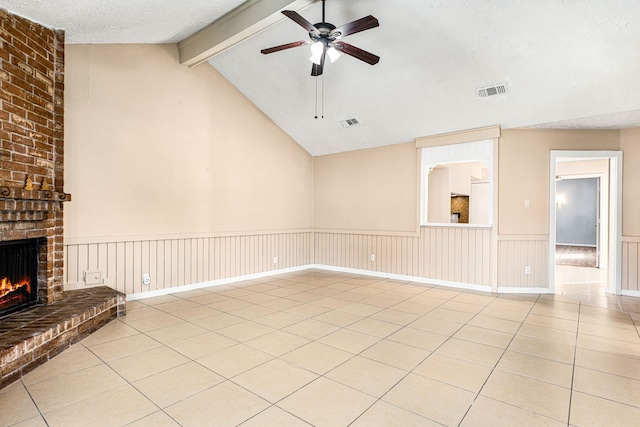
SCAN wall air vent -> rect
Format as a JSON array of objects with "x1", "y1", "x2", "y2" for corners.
[
  {"x1": 339, "y1": 118, "x2": 360, "y2": 128},
  {"x1": 477, "y1": 83, "x2": 507, "y2": 98}
]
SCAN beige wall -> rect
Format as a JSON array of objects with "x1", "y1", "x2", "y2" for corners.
[
  {"x1": 65, "y1": 44, "x2": 312, "y2": 241},
  {"x1": 621, "y1": 128, "x2": 640, "y2": 237},
  {"x1": 498, "y1": 129, "x2": 620, "y2": 236},
  {"x1": 312, "y1": 142, "x2": 418, "y2": 233}
]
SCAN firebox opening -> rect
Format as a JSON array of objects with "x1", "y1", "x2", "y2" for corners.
[{"x1": 0, "y1": 238, "x2": 39, "y2": 318}]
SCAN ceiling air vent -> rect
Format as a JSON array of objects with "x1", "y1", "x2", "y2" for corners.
[
  {"x1": 477, "y1": 83, "x2": 507, "y2": 98},
  {"x1": 339, "y1": 118, "x2": 360, "y2": 128}
]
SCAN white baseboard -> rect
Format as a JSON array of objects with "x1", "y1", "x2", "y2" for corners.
[
  {"x1": 621, "y1": 289, "x2": 640, "y2": 298},
  {"x1": 127, "y1": 265, "x2": 312, "y2": 301},
  {"x1": 498, "y1": 286, "x2": 552, "y2": 294}
]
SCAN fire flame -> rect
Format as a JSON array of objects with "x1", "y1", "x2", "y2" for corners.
[{"x1": 0, "y1": 277, "x2": 31, "y2": 298}]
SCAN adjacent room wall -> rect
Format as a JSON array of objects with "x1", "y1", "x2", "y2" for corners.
[
  {"x1": 621, "y1": 128, "x2": 640, "y2": 293},
  {"x1": 64, "y1": 44, "x2": 313, "y2": 294}
]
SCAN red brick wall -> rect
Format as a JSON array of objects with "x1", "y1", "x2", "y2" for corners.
[{"x1": 1, "y1": 8, "x2": 66, "y2": 304}]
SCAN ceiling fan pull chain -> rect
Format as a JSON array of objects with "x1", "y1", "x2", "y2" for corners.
[
  {"x1": 315, "y1": 76, "x2": 318, "y2": 119},
  {"x1": 321, "y1": 74, "x2": 324, "y2": 119}
]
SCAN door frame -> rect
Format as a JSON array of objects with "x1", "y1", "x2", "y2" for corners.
[{"x1": 548, "y1": 151, "x2": 622, "y2": 295}]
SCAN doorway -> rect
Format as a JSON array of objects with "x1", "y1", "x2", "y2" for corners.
[{"x1": 549, "y1": 151, "x2": 622, "y2": 297}]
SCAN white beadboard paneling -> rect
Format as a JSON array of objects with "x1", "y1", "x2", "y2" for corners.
[
  {"x1": 65, "y1": 232, "x2": 313, "y2": 294},
  {"x1": 497, "y1": 238, "x2": 549, "y2": 288},
  {"x1": 622, "y1": 240, "x2": 640, "y2": 292}
]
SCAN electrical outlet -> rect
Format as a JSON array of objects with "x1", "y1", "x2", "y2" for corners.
[
  {"x1": 524, "y1": 199, "x2": 531, "y2": 208},
  {"x1": 84, "y1": 270, "x2": 103, "y2": 285},
  {"x1": 524, "y1": 266, "x2": 531, "y2": 275},
  {"x1": 142, "y1": 273, "x2": 151, "y2": 285},
  {"x1": 370, "y1": 254, "x2": 376, "y2": 262},
  {"x1": 273, "y1": 256, "x2": 278, "y2": 264}
]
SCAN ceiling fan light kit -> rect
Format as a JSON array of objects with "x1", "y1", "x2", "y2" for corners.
[{"x1": 261, "y1": 0, "x2": 380, "y2": 77}]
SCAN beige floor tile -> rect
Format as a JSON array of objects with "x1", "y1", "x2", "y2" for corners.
[
  {"x1": 168, "y1": 331, "x2": 237, "y2": 359},
  {"x1": 120, "y1": 306, "x2": 164, "y2": 321},
  {"x1": 424, "y1": 307, "x2": 476, "y2": 323},
  {"x1": 579, "y1": 312, "x2": 637, "y2": 330},
  {"x1": 530, "y1": 304, "x2": 579, "y2": 321},
  {"x1": 524, "y1": 313, "x2": 578, "y2": 332},
  {"x1": 283, "y1": 302, "x2": 331, "y2": 316},
  {"x1": 575, "y1": 347, "x2": 640, "y2": 381},
  {"x1": 467, "y1": 314, "x2": 522, "y2": 334},
  {"x1": 480, "y1": 370, "x2": 570, "y2": 422},
  {"x1": 283, "y1": 318, "x2": 341, "y2": 340},
  {"x1": 126, "y1": 300, "x2": 146, "y2": 310},
  {"x1": 133, "y1": 361, "x2": 224, "y2": 408},
  {"x1": 359, "y1": 295, "x2": 400, "y2": 308},
  {"x1": 11, "y1": 416, "x2": 48, "y2": 427},
  {"x1": 346, "y1": 318, "x2": 403, "y2": 338},
  {"x1": 361, "y1": 339, "x2": 430, "y2": 371},
  {"x1": 190, "y1": 312, "x2": 245, "y2": 331},
  {"x1": 313, "y1": 310, "x2": 364, "y2": 327},
  {"x1": 261, "y1": 297, "x2": 304, "y2": 311},
  {"x1": 196, "y1": 343, "x2": 273, "y2": 378},
  {"x1": 461, "y1": 396, "x2": 566, "y2": 427},
  {"x1": 435, "y1": 338, "x2": 504, "y2": 368},
  {"x1": 187, "y1": 292, "x2": 229, "y2": 305},
  {"x1": 254, "y1": 311, "x2": 307, "y2": 328},
  {"x1": 287, "y1": 292, "x2": 325, "y2": 303},
  {"x1": 127, "y1": 411, "x2": 181, "y2": 426},
  {"x1": 245, "y1": 330, "x2": 310, "y2": 356},
  {"x1": 154, "y1": 299, "x2": 201, "y2": 313},
  {"x1": 387, "y1": 327, "x2": 449, "y2": 351},
  {"x1": 22, "y1": 344, "x2": 102, "y2": 386},
  {"x1": 174, "y1": 289, "x2": 212, "y2": 299},
  {"x1": 27, "y1": 364, "x2": 127, "y2": 414},
  {"x1": 124, "y1": 312, "x2": 184, "y2": 332},
  {"x1": 383, "y1": 373, "x2": 475, "y2": 426},
  {"x1": 573, "y1": 366, "x2": 640, "y2": 408},
  {"x1": 388, "y1": 301, "x2": 434, "y2": 315},
  {"x1": 237, "y1": 292, "x2": 279, "y2": 305},
  {"x1": 338, "y1": 302, "x2": 383, "y2": 316},
  {"x1": 171, "y1": 305, "x2": 221, "y2": 321},
  {"x1": 508, "y1": 335, "x2": 575, "y2": 364},
  {"x1": 576, "y1": 334, "x2": 640, "y2": 359},
  {"x1": 351, "y1": 400, "x2": 440, "y2": 426},
  {"x1": 414, "y1": 353, "x2": 493, "y2": 393},
  {"x1": 569, "y1": 391, "x2": 640, "y2": 427},
  {"x1": 480, "y1": 306, "x2": 529, "y2": 322},
  {"x1": 84, "y1": 332, "x2": 162, "y2": 362},
  {"x1": 326, "y1": 355, "x2": 407, "y2": 398},
  {"x1": 42, "y1": 384, "x2": 157, "y2": 427},
  {"x1": 229, "y1": 304, "x2": 276, "y2": 320},
  {"x1": 281, "y1": 341, "x2": 354, "y2": 374},
  {"x1": 370, "y1": 308, "x2": 421, "y2": 326},
  {"x1": 409, "y1": 316, "x2": 464, "y2": 336},
  {"x1": 165, "y1": 381, "x2": 269, "y2": 426},
  {"x1": 517, "y1": 322, "x2": 577, "y2": 345},
  {"x1": 234, "y1": 359, "x2": 318, "y2": 403},
  {"x1": 278, "y1": 377, "x2": 376, "y2": 427},
  {"x1": 240, "y1": 406, "x2": 312, "y2": 426},
  {"x1": 318, "y1": 328, "x2": 381, "y2": 354},
  {"x1": 439, "y1": 300, "x2": 485, "y2": 314},
  {"x1": 146, "y1": 322, "x2": 209, "y2": 345},
  {"x1": 579, "y1": 321, "x2": 640, "y2": 343},
  {"x1": 451, "y1": 293, "x2": 494, "y2": 307},
  {"x1": 216, "y1": 320, "x2": 275, "y2": 342},
  {"x1": 141, "y1": 295, "x2": 183, "y2": 306},
  {"x1": 454, "y1": 325, "x2": 514, "y2": 349},
  {"x1": 0, "y1": 381, "x2": 42, "y2": 426},
  {"x1": 79, "y1": 319, "x2": 139, "y2": 346},
  {"x1": 108, "y1": 346, "x2": 190, "y2": 382},
  {"x1": 208, "y1": 297, "x2": 253, "y2": 311},
  {"x1": 497, "y1": 350, "x2": 573, "y2": 388}
]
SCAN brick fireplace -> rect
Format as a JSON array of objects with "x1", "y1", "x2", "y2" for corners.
[{"x1": 1, "y1": 8, "x2": 125, "y2": 389}]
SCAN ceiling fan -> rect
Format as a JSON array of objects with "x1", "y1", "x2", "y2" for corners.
[{"x1": 261, "y1": 0, "x2": 380, "y2": 76}]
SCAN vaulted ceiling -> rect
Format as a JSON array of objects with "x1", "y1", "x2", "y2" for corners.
[{"x1": 2, "y1": 0, "x2": 640, "y2": 155}]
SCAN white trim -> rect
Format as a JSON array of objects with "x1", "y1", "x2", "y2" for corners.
[
  {"x1": 621, "y1": 290, "x2": 640, "y2": 298},
  {"x1": 549, "y1": 150, "x2": 622, "y2": 295},
  {"x1": 311, "y1": 264, "x2": 493, "y2": 293},
  {"x1": 126, "y1": 265, "x2": 312, "y2": 300},
  {"x1": 419, "y1": 223, "x2": 493, "y2": 229},
  {"x1": 498, "y1": 286, "x2": 552, "y2": 294}
]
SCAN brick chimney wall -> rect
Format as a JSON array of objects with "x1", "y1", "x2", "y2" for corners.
[{"x1": 1, "y1": 8, "x2": 67, "y2": 303}]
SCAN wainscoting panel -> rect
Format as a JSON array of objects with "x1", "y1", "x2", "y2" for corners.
[
  {"x1": 497, "y1": 237, "x2": 549, "y2": 288},
  {"x1": 315, "y1": 227, "x2": 493, "y2": 287},
  {"x1": 622, "y1": 238, "x2": 640, "y2": 292},
  {"x1": 65, "y1": 232, "x2": 313, "y2": 295}
]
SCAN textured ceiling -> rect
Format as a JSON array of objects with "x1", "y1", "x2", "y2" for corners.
[{"x1": 2, "y1": 0, "x2": 640, "y2": 155}]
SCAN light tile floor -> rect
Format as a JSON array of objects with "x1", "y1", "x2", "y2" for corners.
[{"x1": 2, "y1": 269, "x2": 640, "y2": 426}]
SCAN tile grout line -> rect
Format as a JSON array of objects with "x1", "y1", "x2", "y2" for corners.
[{"x1": 566, "y1": 302, "x2": 582, "y2": 427}]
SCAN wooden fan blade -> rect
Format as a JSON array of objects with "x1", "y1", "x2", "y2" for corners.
[
  {"x1": 261, "y1": 40, "x2": 309, "y2": 55},
  {"x1": 334, "y1": 42, "x2": 380, "y2": 65},
  {"x1": 282, "y1": 10, "x2": 317, "y2": 33},
  {"x1": 331, "y1": 15, "x2": 379, "y2": 38},
  {"x1": 311, "y1": 49, "x2": 326, "y2": 76}
]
